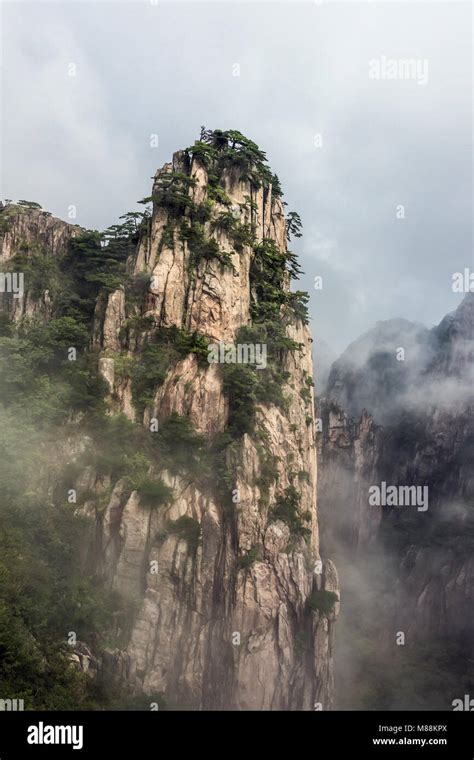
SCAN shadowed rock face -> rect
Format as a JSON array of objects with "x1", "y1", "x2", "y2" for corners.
[
  {"x1": 0, "y1": 142, "x2": 338, "y2": 710},
  {"x1": 318, "y1": 294, "x2": 474, "y2": 709}
]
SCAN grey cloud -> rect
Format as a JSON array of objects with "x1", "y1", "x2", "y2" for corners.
[{"x1": 1, "y1": 0, "x2": 471, "y2": 354}]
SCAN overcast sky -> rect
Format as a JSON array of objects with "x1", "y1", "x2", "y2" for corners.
[{"x1": 1, "y1": 0, "x2": 472, "y2": 359}]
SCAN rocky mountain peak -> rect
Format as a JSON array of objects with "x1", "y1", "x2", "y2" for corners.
[{"x1": 0, "y1": 129, "x2": 338, "y2": 711}]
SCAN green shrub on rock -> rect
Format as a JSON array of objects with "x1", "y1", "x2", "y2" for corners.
[
  {"x1": 306, "y1": 589, "x2": 339, "y2": 616},
  {"x1": 269, "y1": 485, "x2": 312, "y2": 540},
  {"x1": 166, "y1": 515, "x2": 201, "y2": 551}
]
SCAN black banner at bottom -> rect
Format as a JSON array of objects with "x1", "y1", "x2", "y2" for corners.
[{"x1": 0, "y1": 710, "x2": 472, "y2": 757}]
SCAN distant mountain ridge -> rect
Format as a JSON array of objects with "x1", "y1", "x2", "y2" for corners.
[
  {"x1": 318, "y1": 293, "x2": 474, "y2": 709},
  {"x1": 325, "y1": 295, "x2": 474, "y2": 423}
]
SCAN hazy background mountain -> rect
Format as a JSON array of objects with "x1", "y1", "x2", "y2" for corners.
[{"x1": 318, "y1": 293, "x2": 474, "y2": 709}]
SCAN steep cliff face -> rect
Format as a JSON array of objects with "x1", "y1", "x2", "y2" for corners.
[
  {"x1": 318, "y1": 295, "x2": 474, "y2": 708},
  {"x1": 0, "y1": 204, "x2": 81, "y2": 321},
  {"x1": 94, "y1": 145, "x2": 338, "y2": 710},
  {"x1": 0, "y1": 132, "x2": 338, "y2": 710}
]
